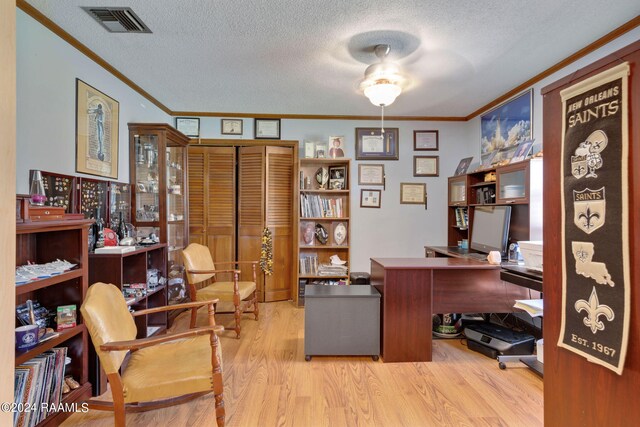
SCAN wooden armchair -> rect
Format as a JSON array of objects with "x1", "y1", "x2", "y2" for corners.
[
  {"x1": 182, "y1": 243, "x2": 259, "y2": 338},
  {"x1": 80, "y1": 282, "x2": 225, "y2": 427}
]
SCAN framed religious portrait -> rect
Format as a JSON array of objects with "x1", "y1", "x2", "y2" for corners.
[
  {"x1": 400, "y1": 182, "x2": 426, "y2": 205},
  {"x1": 221, "y1": 118, "x2": 243, "y2": 135},
  {"x1": 175, "y1": 117, "x2": 200, "y2": 137},
  {"x1": 355, "y1": 127, "x2": 399, "y2": 160},
  {"x1": 254, "y1": 118, "x2": 281, "y2": 139},
  {"x1": 76, "y1": 79, "x2": 119, "y2": 179},
  {"x1": 360, "y1": 189, "x2": 381, "y2": 208},
  {"x1": 358, "y1": 164, "x2": 385, "y2": 186},
  {"x1": 413, "y1": 130, "x2": 439, "y2": 151},
  {"x1": 413, "y1": 156, "x2": 439, "y2": 177}
]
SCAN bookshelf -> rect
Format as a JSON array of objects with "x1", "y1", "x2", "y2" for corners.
[
  {"x1": 446, "y1": 158, "x2": 543, "y2": 248},
  {"x1": 297, "y1": 158, "x2": 351, "y2": 306},
  {"x1": 15, "y1": 219, "x2": 93, "y2": 426}
]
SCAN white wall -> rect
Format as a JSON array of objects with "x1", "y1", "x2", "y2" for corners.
[
  {"x1": 16, "y1": 10, "x2": 172, "y2": 194},
  {"x1": 195, "y1": 117, "x2": 475, "y2": 272}
]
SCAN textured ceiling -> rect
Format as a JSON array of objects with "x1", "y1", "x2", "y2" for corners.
[{"x1": 24, "y1": 0, "x2": 640, "y2": 117}]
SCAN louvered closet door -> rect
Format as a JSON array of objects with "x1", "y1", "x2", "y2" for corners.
[
  {"x1": 238, "y1": 146, "x2": 266, "y2": 299},
  {"x1": 264, "y1": 146, "x2": 293, "y2": 301},
  {"x1": 188, "y1": 146, "x2": 236, "y2": 281}
]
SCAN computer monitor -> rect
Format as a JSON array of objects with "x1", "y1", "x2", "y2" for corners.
[{"x1": 470, "y1": 206, "x2": 512, "y2": 257}]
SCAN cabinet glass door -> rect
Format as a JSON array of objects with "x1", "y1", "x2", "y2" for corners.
[
  {"x1": 166, "y1": 146, "x2": 185, "y2": 265},
  {"x1": 497, "y1": 167, "x2": 527, "y2": 202},
  {"x1": 134, "y1": 134, "x2": 160, "y2": 240},
  {"x1": 108, "y1": 182, "x2": 131, "y2": 228},
  {"x1": 448, "y1": 176, "x2": 466, "y2": 205}
]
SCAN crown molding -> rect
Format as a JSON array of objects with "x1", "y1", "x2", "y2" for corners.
[{"x1": 17, "y1": 1, "x2": 640, "y2": 122}]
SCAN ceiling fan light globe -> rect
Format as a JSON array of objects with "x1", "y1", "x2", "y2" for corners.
[{"x1": 364, "y1": 83, "x2": 401, "y2": 106}]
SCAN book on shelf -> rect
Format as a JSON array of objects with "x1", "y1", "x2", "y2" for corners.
[
  {"x1": 300, "y1": 194, "x2": 343, "y2": 218},
  {"x1": 94, "y1": 245, "x2": 136, "y2": 254}
]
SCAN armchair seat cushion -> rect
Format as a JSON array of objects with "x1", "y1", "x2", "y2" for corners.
[
  {"x1": 197, "y1": 281, "x2": 257, "y2": 302},
  {"x1": 122, "y1": 334, "x2": 221, "y2": 403}
]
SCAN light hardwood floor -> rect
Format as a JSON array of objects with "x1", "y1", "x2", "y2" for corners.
[{"x1": 64, "y1": 302, "x2": 543, "y2": 426}]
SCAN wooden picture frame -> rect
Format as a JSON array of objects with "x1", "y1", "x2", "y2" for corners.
[
  {"x1": 221, "y1": 118, "x2": 243, "y2": 135},
  {"x1": 400, "y1": 182, "x2": 426, "y2": 205},
  {"x1": 360, "y1": 189, "x2": 381, "y2": 208},
  {"x1": 413, "y1": 130, "x2": 439, "y2": 151},
  {"x1": 358, "y1": 164, "x2": 385, "y2": 186},
  {"x1": 254, "y1": 118, "x2": 281, "y2": 139},
  {"x1": 76, "y1": 79, "x2": 119, "y2": 179},
  {"x1": 355, "y1": 127, "x2": 399, "y2": 160},
  {"x1": 175, "y1": 117, "x2": 200, "y2": 137},
  {"x1": 413, "y1": 156, "x2": 439, "y2": 177}
]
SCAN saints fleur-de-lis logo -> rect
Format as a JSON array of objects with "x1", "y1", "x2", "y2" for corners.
[
  {"x1": 576, "y1": 247, "x2": 589, "y2": 263},
  {"x1": 578, "y1": 206, "x2": 600, "y2": 230},
  {"x1": 575, "y1": 287, "x2": 614, "y2": 334},
  {"x1": 573, "y1": 164, "x2": 586, "y2": 177}
]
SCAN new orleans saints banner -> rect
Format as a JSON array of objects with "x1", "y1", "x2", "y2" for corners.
[{"x1": 559, "y1": 63, "x2": 630, "y2": 374}]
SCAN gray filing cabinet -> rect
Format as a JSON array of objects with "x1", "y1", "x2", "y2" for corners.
[{"x1": 304, "y1": 285, "x2": 380, "y2": 361}]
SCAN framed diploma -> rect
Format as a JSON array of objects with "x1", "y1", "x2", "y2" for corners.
[
  {"x1": 413, "y1": 130, "x2": 439, "y2": 151},
  {"x1": 175, "y1": 117, "x2": 200, "y2": 137},
  {"x1": 355, "y1": 127, "x2": 399, "y2": 160},
  {"x1": 358, "y1": 164, "x2": 385, "y2": 185},
  {"x1": 254, "y1": 118, "x2": 281, "y2": 139},
  {"x1": 400, "y1": 182, "x2": 426, "y2": 205},
  {"x1": 413, "y1": 156, "x2": 439, "y2": 177}
]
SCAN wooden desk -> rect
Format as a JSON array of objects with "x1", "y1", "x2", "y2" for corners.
[{"x1": 370, "y1": 257, "x2": 529, "y2": 363}]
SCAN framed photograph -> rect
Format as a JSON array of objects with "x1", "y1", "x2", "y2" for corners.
[
  {"x1": 328, "y1": 136, "x2": 345, "y2": 158},
  {"x1": 510, "y1": 140, "x2": 534, "y2": 163},
  {"x1": 360, "y1": 189, "x2": 381, "y2": 208},
  {"x1": 400, "y1": 182, "x2": 426, "y2": 205},
  {"x1": 454, "y1": 157, "x2": 473, "y2": 176},
  {"x1": 175, "y1": 117, "x2": 200, "y2": 137},
  {"x1": 76, "y1": 79, "x2": 119, "y2": 179},
  {"x1": 358, "y1": 164, "x2": 385, "y2": 186},
  {"x1": 414, "y1": 130, "x2": 439, "y2": 151},
  {"x1": 221, "y1": 118, "x2": 243, "y2": 135},
  {"x1": 255, "y1": 118, "x2": 281, "y2": 139},
  {"x1": 328, "y1": 166, "x2": 346, "y2": 190},
  {"x1": 315, "y1": 143, "x2": 327, "y2": 159},
  {"x1": 355, "y1": 127, "x2": 399, "y2": 160},
  {"x1": 413, "y1": 156, "x2": 439, "y2": 177},
  {"x1": 304, "y1": 141, "x2": 315, "y2": 158},
  {"x1": 481, "y1": 89, "x2": 532, "y2": 156}
]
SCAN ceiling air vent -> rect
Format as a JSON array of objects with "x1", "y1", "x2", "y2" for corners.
[{"x1": 82, "y1": 7, "x2": 152, "y2": 33}]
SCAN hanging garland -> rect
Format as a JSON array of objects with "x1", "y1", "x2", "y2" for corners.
[{"x1": 260, "y1": 227, "x2": 274, "y2": 275}]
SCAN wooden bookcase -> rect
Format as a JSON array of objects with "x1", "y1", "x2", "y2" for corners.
[
  {"x1": 87, "y1": 243, "x2": 168, "y2": 395},
  {"x1": 297, "y1": 158, "x2": 351, "y2": 306},
  {"x1": 15, "y1": 219, "x2": 93, "y2": 425},
  {"x1": 446, "y1": 158, "x2": 543, "y2": 247}
]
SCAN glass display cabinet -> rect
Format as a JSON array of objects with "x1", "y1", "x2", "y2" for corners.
[
  {"x1": 77, "y1": 177, "x2": 109, "y2": 220},
  {"x1": 108, "y1": 182, "x2": 131, "y2": 229},
  {"x1": 29, "y1": 170, "x2": 76, "y2": 213},
  {"x1": 129, "y1": 123, "x2": 189, "y2": 282}
]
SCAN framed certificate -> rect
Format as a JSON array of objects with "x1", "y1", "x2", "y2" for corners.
[
  {"x1": 400, "y1": 182, "x2": 426, "y2": 204},
  {"x1": 358, "y1": 164, "x2": 385, "y2": 185},
  {"x1": 175, "y1": 117, "x2": 200, "y2": 137},
  {"x1": 355, "y1": 127, "x2": 399, "y2": 160},
  {"x1": 255, "y1": 118, "x2": 281, "y2": 139},
  {"x1": 221, "y1": 119, "x2": 243, "y2": 135},
  {"x1": 413, "y1": 130, "x2": 438, "y2": 151},
  {"x1": 413, "y1": 156, "x2": 439, "y2": 177}
]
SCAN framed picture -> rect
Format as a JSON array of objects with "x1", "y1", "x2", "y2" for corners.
[
  {"x1": 221, "y1": 118, "x2": 243, "y2": 135},
  {"x1": 328, "y1": 136, "x2": 345, "y2": 158},
  {"x1": 175, "y1": 117, "x2": 200, "y2": 137},
  {"x1": 328, "y1": 166, "x2": 346, "y2": 190},
  {"x1": 358, "y1": 164, "x2": 385, "y2": 186},
  {"x1": 481, "y1": 89, "x2": 532, "y2": 156},
  {"x1": 413, "y1": 156, "x2": 439, "y2": 177},
  {"x1": 454, "y1": 157, "x2": 473, "y2": 176},
  {"x1": 76, "y1": 79, "x2": 119, "y2": 179},
  {"x1": 255, "y1": 118, "x2": 281, "y2": 139},
  {"x1": 400, "y1": 182, "x2": 426, "y2": 205},
  {"x1": 315, "y1": 143, "x2": 327, "y2": 158},
  {"x1": 304, "y1": 141, "x2": 315, "y2": 158},
  {"x1": 360, "y1": 189, "x2": 381, "y2": 208},
  {"x1": 413, "y1": 130, "x2": 439, "y2": 151},
  {"x1": 510, "y1": 140, "x2": 534, "y2": 163},
  {"x1": 355, "y1": 127, "x2": 399, "y2": 160}
]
